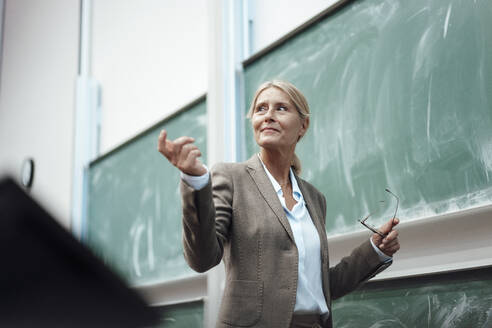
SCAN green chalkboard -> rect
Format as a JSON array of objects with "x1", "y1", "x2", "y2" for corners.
[
  {"x1": 86, "y1": 97, "x2": 206, "y2": 285},
  {"x1": 332, "y1": 266, "x2": 492, "y2": 327},
  {"x1": 155, "y1": 301, "x2": 203, "y2": 328},
  {"x1": 244, "y1": 0, "x2": 492, "y2": 235}
]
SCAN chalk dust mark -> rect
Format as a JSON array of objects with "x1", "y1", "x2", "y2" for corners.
[
  {"x1": 140, "y1": 187, "x2": 152, "y2": 205},
  {"x1": 132, "y1": 222, "x2": 145, "y2": 277},
  {"x1": 369, "y1": 319, "x2": 407, "y2": 328},
  {"x1": 481, "y1": 141, "x2": 492, "y2": 181},
  {"x1": 337, "y1": 132, "x2": 355, "y2": 197},
  {"x1": 443, "y1": 4, "x2": 452, "y2": 39},
  {"x1": 442, "y1": 294, "x2": 470, "y2": 327},
  {"x1": 427, "y1": 295, "x2": 431, "y2": 327},
  {"x1": 413, "y1": 26, "x2": 433, "y2": 80},
  {"x1": 483, "y1": 307, "x2": 492, "y2": 327},
  {"x1": 149, "y1": 182, "x2": 161, "y2": 270},
  {"x1": 147, "y1": 216, "x2": 155, "y2": 270},
  {"x1": 426, "y1": 74, "x2": 433, "y2": 142},
  {"x1": 407, "y1": 6, "x2": 429, "y2": 22}
]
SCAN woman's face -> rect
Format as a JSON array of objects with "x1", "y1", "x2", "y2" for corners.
[{"x1": 252, "y1": 87, "x2": 308, "y2": 152}]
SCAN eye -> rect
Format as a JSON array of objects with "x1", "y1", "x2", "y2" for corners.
[
  {"x1": 277, "y1": 105, "x2": 288, "y2": 111},
  {"x1": 256, "y1": 105, "x2": 267, "y2": 112}
]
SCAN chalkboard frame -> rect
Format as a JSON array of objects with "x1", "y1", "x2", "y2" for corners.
[
  {"x1": 243, "y1": 0, "x2": 354, "y2": 67},
  {"x1": 351, "y1": 264, "x2": 492, "y2": 292},
  {"x1": 89, "y1": 94, "x2": 206, "y2": 168}
]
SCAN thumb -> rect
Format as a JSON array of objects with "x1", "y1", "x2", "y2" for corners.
[{"x1": 380, "y1": 217, "x2": 399, "y2": 235}]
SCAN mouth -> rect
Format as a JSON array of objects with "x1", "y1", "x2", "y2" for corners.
[{"x1": 261, "y1": 127, "x2": 279, "y2": 133}]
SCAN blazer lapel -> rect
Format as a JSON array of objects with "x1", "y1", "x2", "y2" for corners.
[
  {"x1": 296, "y1": 174, "x2": 329, "y2": 261},
  {"x1": 246, "y1": 155, "x2": 295, "y2": 243}
]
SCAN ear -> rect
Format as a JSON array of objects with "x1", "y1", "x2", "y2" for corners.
[{"x1": 299, "y1": 117, "x2": 309, "y2": 139}]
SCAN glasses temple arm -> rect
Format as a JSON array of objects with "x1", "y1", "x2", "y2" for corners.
[
  {"x1": 359, "y1": 216, "x2": 387, "y2": 238},
  {"x1": 385, "y1": 188, "x2": 399, "y2": 219}
]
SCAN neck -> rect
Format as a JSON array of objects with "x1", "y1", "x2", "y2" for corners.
[{"x1": 259, "y1": 148, "x2": 294, "y2": 186}]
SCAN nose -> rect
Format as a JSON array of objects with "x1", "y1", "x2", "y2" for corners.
[{"x1": 264, "y1": 107, "x2": 276, "y2": 121}]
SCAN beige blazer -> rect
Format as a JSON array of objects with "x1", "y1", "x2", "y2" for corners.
[{"x1": 180, "y1": 155, "x2": 390, "y2": 328}]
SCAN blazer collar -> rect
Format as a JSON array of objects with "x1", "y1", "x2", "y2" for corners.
[
  {"x1": 246, "y1": 155, "x2": 295, "y2": 243},
  {"x1": 245, "y1": 155, "x2": 328, "y2": 256},
  {"x1": 247, "y1": 155, "x2": 329, "y2": 280}
]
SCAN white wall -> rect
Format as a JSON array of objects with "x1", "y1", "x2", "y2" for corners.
[
  {"x1": 0, "y1": 0, "x2": 80, "y2": 228},
  {"x1": 91, "y1": 0, "x2": 208, "y2": 153},
  {"x1": 251, "y1": 0, "x2": 338, "y2": 53},
  {"x1": 89, "y1": 0, "x2": 338, "y2": 153}
]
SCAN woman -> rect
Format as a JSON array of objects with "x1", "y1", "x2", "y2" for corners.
[{"x1": 157, "y1": 80, "x2": 400, "y2": 328}]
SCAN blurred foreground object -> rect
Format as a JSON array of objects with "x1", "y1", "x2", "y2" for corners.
[{"x1": 0, "y1": 177, "x2": 160, "y2": 328}]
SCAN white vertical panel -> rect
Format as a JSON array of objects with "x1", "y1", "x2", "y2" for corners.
[
  {"x1": 0, "y1": 0, "x2": 79, "y2": 227},
  {"x1": 91, "y1": 0, "x2": 208, "y2": 153},
  {"x1": 205, "y1": 0, "x2": 251, "y2": 326},
  {"x1": 205, "y1": 1, "x2": 225, "y2": 325}
]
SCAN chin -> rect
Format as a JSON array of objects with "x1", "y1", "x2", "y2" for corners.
[{"x1": 257, "y1": 139, "x2": 282, "y2": 149}]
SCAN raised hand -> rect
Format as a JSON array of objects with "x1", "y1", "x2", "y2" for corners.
[
  {"x1": 372, "y1": 218, "x2": 400, "y2": 257},
  {"x1": 157, "y1": 129, "x2": 207, "y2": 176}
]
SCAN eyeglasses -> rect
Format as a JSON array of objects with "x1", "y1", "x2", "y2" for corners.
[{"x1": 358, "y1": 188, "x2": 399, "y2": 238}]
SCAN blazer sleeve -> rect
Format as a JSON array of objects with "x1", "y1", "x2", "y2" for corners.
[
  {"x1": 180, "y1": 163, "x2": 232, "y2": 273},
  {"x1": 319, "y1": 194, "x2": 392, "y2": 300},
  {"x1": 328, "y1": 239, "x2": 391, "y2": 300}
]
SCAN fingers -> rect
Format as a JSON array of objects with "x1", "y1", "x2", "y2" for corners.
[
  {"x1": 371, "y1": 217, "x2": 398, "y2": 245},
  {"x1": 170, "y1": 136, "x2": 195, "y2": 165},
  {"x1": 379, "y1": 229, "x2": 399, "y2": 248},
  {"x1": 379, "y1": 217, "x2": 399, "y2": 235},
  {"x1": 173, "y1": 136, "x2": 196, "y2": 148},
  {"x1": 383, "y1": 229, "x2": 398, "y2": 243},
  {"x1": 379, "y1": 226, "x2": 400, "y2": 256},
  {"x1": 373, "y1": 217, "x2": 401, "y2": 256},
  {"x1": 379, "y1": 237, "x2": 400, "y2": 256},
  {"x1": 157, "y1": 129, "x2": 168, "y2": 156},
  {"x1": 178, "y1": 143, "x2": 202, "y2": 170},
  {"x1": 179, "y1": 145, "x2": 207, "y2": 175},
  {"x1": 157, "y1": 129, "x2": 195, "y2": 164},
  {"x1": 157, "y1": 130, "x2": 206, "y2": 175},
  {"x1": 157, "y1": 129, "x2": 178, "y2": 161},
  {"x1": 384, "y1": 238, "x2": 400, "y2": 250}
]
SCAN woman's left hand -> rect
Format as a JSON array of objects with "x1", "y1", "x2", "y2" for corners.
[{"x1": 372, "y1": 218, "x2": 400, "y2": 257}]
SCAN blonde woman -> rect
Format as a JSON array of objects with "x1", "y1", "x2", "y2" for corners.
[{"x1": 158, "y1": 80, "x2": 400, "y2": 328}]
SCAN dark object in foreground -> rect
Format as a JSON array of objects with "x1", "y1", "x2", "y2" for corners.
[{"x1": 0, "y1": 177, "x2": 160, "y2": 328}]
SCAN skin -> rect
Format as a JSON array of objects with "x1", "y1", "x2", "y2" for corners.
[
  {"x1": 251, "y1": 87, "x2": 309, "y2": 211},
  {"x1": 373, "y1": 218, "x2": 400, "y2": 256},
  {"x1": 157, "y1": 86, "x2": 400, "y2": 257}
]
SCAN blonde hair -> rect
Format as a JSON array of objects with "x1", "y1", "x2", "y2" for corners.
[{"x1": 247, "y1": 80, "x2": 310, "y2": 175}]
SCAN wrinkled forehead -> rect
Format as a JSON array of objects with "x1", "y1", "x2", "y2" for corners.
[{"x1": 255, "y1": 86, "x2": 293, "y2": 105}]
